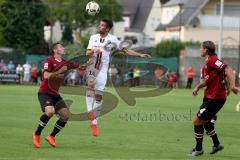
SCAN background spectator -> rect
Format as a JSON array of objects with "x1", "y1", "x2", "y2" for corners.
[
  {"x1": 30, "y1": 64, "x2": 38, "y2": 84},
  {"x1": 186, "y1": 67, "x2": 194, "y2": 88},
  {"x1": 79, "y1": 68, "x2": 86, "y2": 85},
  {"x1": 16, "y1": 64, "x2": 24, "y2": 83},
  {"x1": 0, "y1": 59, "x2": 4, "y2": 73},
  {"x1": 23, "y1": 62, "x2": 31, "y2": 82},
  {"x1": 68, "y1": 69, "x2": 78, "y2": 86},
  {"x1": 3, "y1": 64, "x2": 8, "y2": 74},
  {"x1": 154, "y1": 67, "x2": 164, "y2": 87},
  {"x1": 133, "y1": 66, "x2": 140, "y2": 86},
  {"x1": 109, "y1": 64, "x2": 118, "y2": 85},
  {"x1": 7, "y1": 60, "x2": 15, "y2": 74},
  {"x1": 128, "y1": 68, "x2": 134, "y2": 87}
]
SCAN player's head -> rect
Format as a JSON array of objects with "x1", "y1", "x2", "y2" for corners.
[
  {"x1": 51, "y1": 42, "x2": 65, "y2": 56},
  {"x1": 201, "y1": 41, "x2": 216, "y2": 57},
  {"x1": 98, "y1": 19, "x2": 113, "y2": 34}
]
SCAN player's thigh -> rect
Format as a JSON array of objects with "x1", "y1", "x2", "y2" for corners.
[
  {"x1": 53, "y1": 94, "x2": 68, "y2": 114},
  {"x1": 197, "y1": 98, "x2": 225, "y2": 121},
  {"x1": 95, "y1": 72, "x2": 107, "y2": 92},
  {"x1": 38, "y1": 92, "x2": 55, "y2": 114},
  {"x1": 57, "y1": 107, "x2": 70, "y2": 121}
]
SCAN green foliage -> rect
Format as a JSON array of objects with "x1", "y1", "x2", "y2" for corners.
[
  {"x1": 183, "y1": 41, "x2": 201, "y2": 47},
  {"x1": 44, "y1": 0, "x2": 123, "y2": 37},
  {"x1": 153, "y1": 40, "x2": 201, "y2": 57},
  {"x1": 0, "y1": 0, "x2": 49, "y2": 52},
  {"x1": 64, "y1": 43, "x2": 86, "y2": 59},
  {"x1": 153, "y1": 40, "x2": 184, "y2": 57}
]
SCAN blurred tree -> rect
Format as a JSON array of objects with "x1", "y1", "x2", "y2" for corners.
[
  {"x1": 44, "y1": 0, "x2": 123, "y2": 42},
  {"x1": 0, "y1": 0, "x2": 49, "y2": 53},
  {"x1": 153, "y1": 40, "x2": 185, "y2": 57},
  {"x1": 152, "y1": 40, "x2": 201, "y2": 57}
]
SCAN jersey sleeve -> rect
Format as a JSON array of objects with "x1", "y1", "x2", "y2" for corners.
[
  {"x1": 66, "y1": 61, "x2": 79, "y2": 70},
  {"x1": 43, "y1": 59, "x2": 53, "y2": 72},
  {"x1": 207, "y1": 57, "x2": 226, "y2": 71},
  {"x1": 87, "y1": 36, "x2": 94, "y2": 50}
]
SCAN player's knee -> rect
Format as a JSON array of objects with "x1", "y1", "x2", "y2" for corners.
[
  {"x1": 59, "y1": 111, "x2": 69, "y2": 121},
  {"x1": 193, "y1": 117, "x2": 200, "y2": 125},
  {"x1": 45, "y1": 106, "x2": 55, "y2": 117},
  {"x1": 87, "y1": 81, "x2": 95, "y2": 89},
  {"x1": 95, "y1": 94, "x2": 102, "y2": 102},
  {"x1": 193, "y1": 117, "x2": 206, "y2": 125},
  {"x1": 60, "y1": 113, "x2": 69, "y2": 122}
]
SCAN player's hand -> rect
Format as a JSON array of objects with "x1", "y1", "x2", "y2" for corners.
[
  {"x1": 226, "y1": 89, "x2": 231, "y2": 96},
  {"x1": 79, "y1": 59, "x2": 94, "y2": 69},
  {"x1": 231, "y1": 86, "x2": 239, "y2": 95},
  {"x1": 93, "y1": 48, "x2": 101, "y2": 54},
  {"x1": 192, "y1": 86, "x2": 199, "y2": 96},
  {"x1": 139, "y1": 54, "x2": 151, "y2": 58}
]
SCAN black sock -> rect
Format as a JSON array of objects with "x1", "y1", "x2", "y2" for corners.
[
  {"x1": 204, "y1": 122, "x2": 220, "y2": 147},
  {"x1": 50, "y1": 119, "x2": 67, "y2": 137},
  {"x1": 35, "y1": 114, "x2": 51, "y2": 135},
  {"x1": 194, "y1": 125, "x2": 204, "y2": 151}
]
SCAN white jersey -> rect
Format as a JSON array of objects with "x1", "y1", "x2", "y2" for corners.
[
  {"x1": 87, "y1": 33, "x2": 120, "y2": 72},
  {"x1": 86, "y1": 33, "x2": 121, "y2": 91}
]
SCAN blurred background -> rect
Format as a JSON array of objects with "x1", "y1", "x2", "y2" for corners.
[{"x1": 0, "y1": 0, "x2": 239, "y2": 89}]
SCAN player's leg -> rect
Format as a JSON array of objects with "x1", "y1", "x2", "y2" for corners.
[
  {"x1": 85, "y1": 67, "x2": 97, "y2": 123},
  {"x1": 45, "y1": 97, "x2": 69, "y2": 147},
  {"x1": 32, "y1": 93, "x2": 55, "y2": 148},
  {"x1": 89, "y1": 90, "x2": 103, "y2": 136},
  {"x1": 90, "y1": 72, "x2": 107, "y2": 137},
  {"x1": 203, "y1": 99, "x2": 225, "y2": 154},
  {"x1": 86, "y1": 81, "x2": 95, "y2": 116},
  {"x1": 188, "y1": 100, "x2": 210, "y2": 156}
]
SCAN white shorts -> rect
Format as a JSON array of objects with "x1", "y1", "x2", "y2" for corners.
[
  {"x1": 95, "y1": 71, "x2": 107, "y2": 91},
  {"x1": 86, "y1": 67, "x2": 108, "y2": 92}
]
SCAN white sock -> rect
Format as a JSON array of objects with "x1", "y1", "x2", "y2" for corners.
[
  {"x1": 92, "y1": 119, "x2": 98, "y2": 125},
  {"x1": 86, "y1": 90, "x2": 94, "y2": 112},
  {"x1": 92, "y1": 100, "x2": 103, "y2": 125}
]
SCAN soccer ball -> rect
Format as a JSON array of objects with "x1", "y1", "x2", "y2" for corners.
[{"x1": 86, "y1": 1, "x2": 100, "y2": 16}]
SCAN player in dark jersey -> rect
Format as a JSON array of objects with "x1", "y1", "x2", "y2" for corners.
[
  {"x1": 188, "y1": 41, "x2": 239, "y2": 156},
  {"x1": 32, "y1": 42, "x2": 90, "y2": 148}
]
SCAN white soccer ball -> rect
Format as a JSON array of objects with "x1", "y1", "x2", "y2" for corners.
[{"x1": 86, "y1": 1, "x2": 100, "y2": 16}]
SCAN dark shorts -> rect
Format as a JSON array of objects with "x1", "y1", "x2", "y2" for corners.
[
  {"x1": 197, "y1": 98, "x2": 226, "y2": 121},
  {"x1": 38, "y1": 92, "x2": 67, "y2": 113}
]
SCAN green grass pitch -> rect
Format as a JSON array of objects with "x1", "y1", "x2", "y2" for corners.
[{"x1": 0, "y1": 85, "x2": 239, "y2": 160}]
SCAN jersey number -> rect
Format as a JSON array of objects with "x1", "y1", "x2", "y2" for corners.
[{"x1": 95, "y1": 52, "x2": 102, "y2": 70}]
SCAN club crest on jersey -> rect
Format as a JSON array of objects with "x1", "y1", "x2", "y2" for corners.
[
  {"x1": 215, "y1": 60, "x2": 223, "y2": 68},
  {"x1": 44, "y1": 63, "x2": 48, "y2": 69}
]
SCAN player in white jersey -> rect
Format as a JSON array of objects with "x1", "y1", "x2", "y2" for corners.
[{"x1": 85, "y1": 19, "x2": 151, "y2": 137}]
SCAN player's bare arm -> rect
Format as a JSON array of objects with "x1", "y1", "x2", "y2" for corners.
[
  {"x1": 192, "y1": 80, "x2": 206, "y2": 96},
  {"x1": 43, "y1": 65, "x2": 67, "y2": 79},
  {"x1": 225, "y1": 76, "x2": 231, "y2": 96},
  {"x1": 224, "y1": 66, "x2": 239, "y2": 94},
  {"x1": 122, "y1": 48, "x2": 151, "y2": 58},
  {"x1": 79, "y1": 59, "x2": 94, "y2": 69},
  {"x1": 86, "y1": 48, "x2": 101, "y2": 58},
  {"x1": 86, "y1": 49, "x2": 94, "y2": 57}
]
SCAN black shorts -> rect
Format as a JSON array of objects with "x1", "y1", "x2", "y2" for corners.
[
  {"x1": 38, "y1": 92, "x2": 67, "y2": 113},
  {"x1": 197, "y1": 98, "x2": 226, "y2": 121}
]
